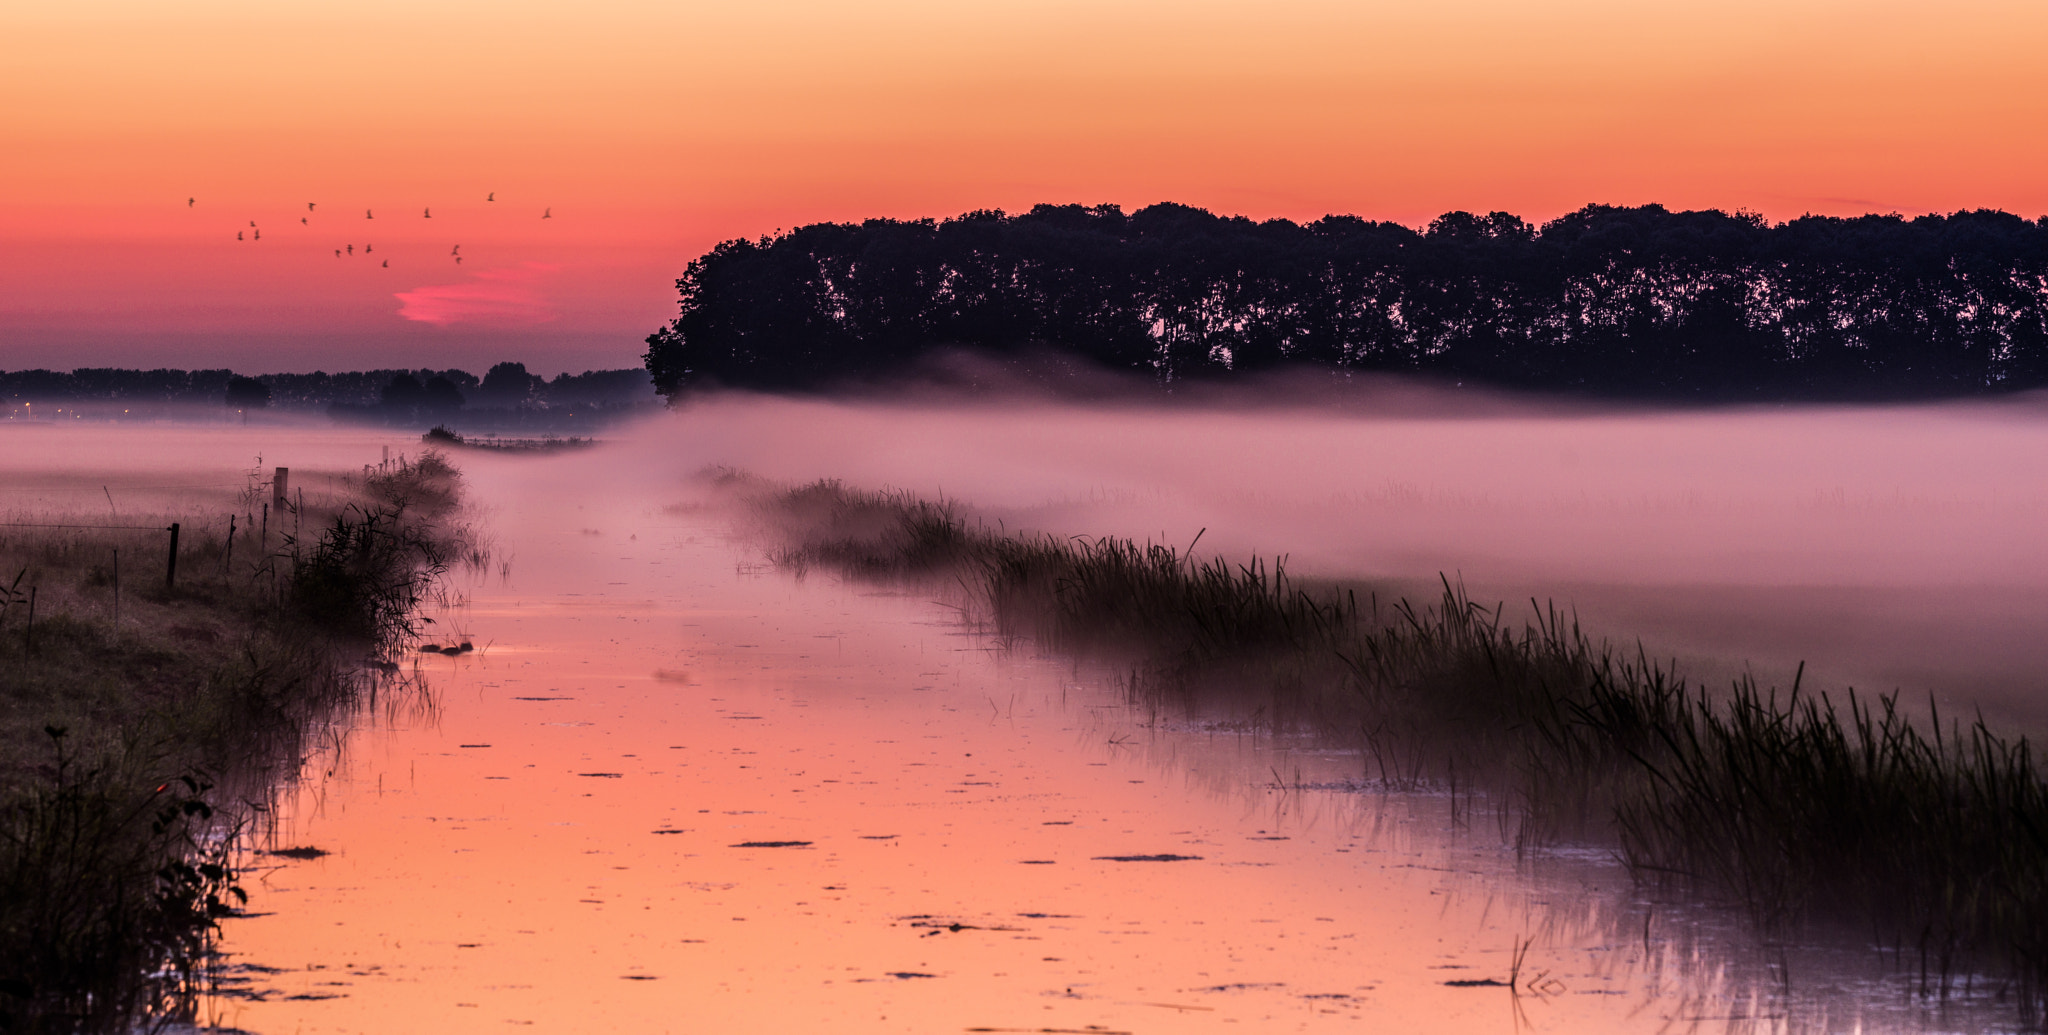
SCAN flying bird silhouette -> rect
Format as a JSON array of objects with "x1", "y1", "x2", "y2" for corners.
[
  {"x1": 347, "y1": 244, "x2": 353, "y2": 255},
  {"x1": 301, "y1": 217, "x2": 308, "y2": 225},
  {"x1": 366, "y1": 209, "x2": 374, "y2": 219},
  {"x1": 334, "y1": 249, "x2": 341, "y2": 257},
  {"x1": 487, "y1": 192, "x2": 494, "y2": 202},
  {"x1": 187, "y1": 197, "x2": 195, "y2": 207},
  {"x1": 307, "y1": 202, "x2": 316, "y2": 212},
  {"x1": 253, "y1": 229, "x2": 261, "y2": 240},
  {"x1": 381, "y1": 259, "x2": 388, "y2": 267},
  {"x1": 451, "y1": 244, "x2": 460, "y2": 255},
  {"x1": 365, "y1": 243, "x2": 372, "y2": 253},
  {"x1": 424, "y1": 207, "x2": 432, "y2": 218},
  {"x1": 455, "y1": 256, "x2": 463, "y2": 264},
  {"x1": 542, "y1": 208, "x2": 551, "y2": 219},
  {"x1": 236, "y1": 231, "x2": 243, "y2": 241},
  {"x1": 248, "y1": 220, "x2": 257, "y2": 228}
]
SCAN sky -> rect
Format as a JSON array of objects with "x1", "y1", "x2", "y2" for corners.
[{"x1": 4, "y1": 0, "x2": 2046, "y2": 374}]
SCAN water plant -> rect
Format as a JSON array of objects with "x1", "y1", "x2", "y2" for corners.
[
  {"x1": 0, "y1": 451, "x2": 464, "y2": 1032},
  {"x1": 744, "y1": 476, "x2": 2048, "y2": 1019}
]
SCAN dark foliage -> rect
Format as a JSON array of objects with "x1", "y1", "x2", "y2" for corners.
[
  {"x1": 645, "y1": 203, "x2": 2048, "y2": 400},
  {"x1": 223, "y1": 375, "x2": 269, "y2": 409},
  {"x1": 0, "y1": 731, "x2": 239, "y2": 1034},
  {"x1": 753, "y1": 478, "x2": 2048, "y2": 1017},
  {"x1": 2, "y1": 365, "x2": 653, "y2": 412}
]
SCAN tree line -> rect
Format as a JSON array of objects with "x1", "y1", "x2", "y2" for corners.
[
  {"x1": 643, "y1": 203, "x2": 2048, "y2": 400},
  {"x1": 3, "y1": 364, "x2": 655, "y2": 421}
]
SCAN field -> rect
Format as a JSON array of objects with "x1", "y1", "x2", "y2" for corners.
[{"x1": 0, "y1": 452, "x2": 466, "y2": 1033}]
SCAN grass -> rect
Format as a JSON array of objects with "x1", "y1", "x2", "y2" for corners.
[
  {"x1": 742, "y1": 476, "x2": 2048, "y2": 1020},
  {"x1": 0, "y1": 450, "x2": 467, "y2": 1033}
]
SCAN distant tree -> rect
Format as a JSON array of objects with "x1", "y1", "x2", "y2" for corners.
[
  {"x1": 479, "y1": 361, "x2": 542, "y2": 405},
  {"x1": 542, "y1": 368, "x2": 657, "y2": 406},
  {"x1": 225, "y1": 375, "x2": 270, "y2": 409},
  {"x1": 380, "y1": 373, "x2": 424, "y2": 409},
  {"x1": 643, "y1": 203, "x2": 2048, "y2": 401},
  {"x1": 420, "y1": 375, "x2": 465, "y2": 420}
]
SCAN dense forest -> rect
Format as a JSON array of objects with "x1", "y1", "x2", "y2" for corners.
[
  {"x1": 1, "y1": 363, "x2": 656, "y2": 427},
  {"x1": 643, "y1": 203, "x2": 2048, "y2": 400}
]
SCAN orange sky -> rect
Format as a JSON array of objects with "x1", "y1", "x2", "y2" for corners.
[{"x1": 4, "y1": 0, "x2": 2046, "y2": 372}]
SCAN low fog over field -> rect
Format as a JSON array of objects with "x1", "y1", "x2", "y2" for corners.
[{"x1": 620, "y1": 381, "x2": 2048, "y2": 728}]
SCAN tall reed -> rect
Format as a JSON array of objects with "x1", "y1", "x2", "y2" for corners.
[
  {"x1": 0, "y1": 451, "x2": 465, "y2": 1032},
  {"x1": 748, "y1": 477, "x2": 2048, "y2": 1017}
]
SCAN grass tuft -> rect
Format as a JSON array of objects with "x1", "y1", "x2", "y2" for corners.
[
  {"x1": 746, "y1": 476, "x2": 2048, "y2": 1017},
  {"x1": 0, "y1": 450, "x2": 464, "y2": 1032}
]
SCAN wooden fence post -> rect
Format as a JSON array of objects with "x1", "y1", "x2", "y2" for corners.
[
  {"x1": 166, "y1": 522, "x2": 180, "y2": 590},
  {"x1": 273, "y1": 467, "x2": 290, "y2": 513}
]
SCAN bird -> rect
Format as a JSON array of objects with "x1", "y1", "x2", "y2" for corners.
[
  {"x1": 346, "y1": 244, "x2": 354, "y2": 255},
  {"x1": 381, "y1": 259, "x2": 388, "y2": 268},
  {"x1": 248, "y1": 220, "x2": 257, "y2": 227},
  {"x1": 253, "y1": 229, "x2": 261, "y2": 240},
  {"x1": 365, "y1": 243, "x2": 373, "y2": 253},
  {"x1": 301, "y1": 216, "x2": 308, "y2": 225},
  {"x1": 307, "y1": 202, "x2": 316, "y2": 212},
  {"x1": 542, "y1": 208, "x2": 551, "y2": 219},
  {"x1": 187, "y1": 197, "x2": 195, "y2": 207},
  {"x1": 334, "y1": 249, "x2": 341, "y2": 257},
  {"x1": 451, "y1": 244, "x2": 460, "y2": 256},
  {"x1": 424, "y1": 207, "x2": 432, "y2": 218},
  {"x1": 455, "y1": 256, "x2": 463, "y2": 264},
  {"x1": 237, "y1": 231, "x2": 244, "y2": 241},
  {"x1": 487, "y1": 192, "x2": 494, "y2": 202},
  {"x1": 366, "y1": 209, "x2": 374, "y2": 219}
]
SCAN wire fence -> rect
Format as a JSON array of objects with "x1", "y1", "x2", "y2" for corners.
[{"x1": 0, "y1": 522, "x2": 174, "y2": 531}]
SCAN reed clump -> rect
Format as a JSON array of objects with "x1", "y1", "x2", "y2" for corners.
[
  {"x1": 0, "y1": 451, "x2": 465, "y2": 1033},
  {"x1": 749, "y1": 477, "x2": 2048, "y2": 1017}
]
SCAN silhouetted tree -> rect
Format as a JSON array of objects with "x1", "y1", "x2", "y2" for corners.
[
  {"x1": 478, "y1": 361, "x2": 542, "y2": 405},
  {"x1": 377, "y1": 373, "x2": 425, "y2": 422},
  {"x1": 420, "y1": 375, "x2": 464, "y2": 421},
  {"x1": 643, "y1": 203, "x2": 2048, "y2": 401},
  {"x1": 225, "y1": 375, "x2": 270, "y2": 409}
]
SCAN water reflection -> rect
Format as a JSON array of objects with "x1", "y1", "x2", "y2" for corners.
[
  {"x1": 204, "y1": 435, "x2": 2015, "y2": 1034},
  {"x1": 4, "y1": 414, "x2": 2034, "y2": 1032}
]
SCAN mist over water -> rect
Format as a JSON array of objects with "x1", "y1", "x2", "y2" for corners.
[
  {"x1": 625, "y1": 383, "x2": 2048, "y2": 728},
  {"x1": 14, "y1": 398, "x2": 2046, "y2": 1030}
]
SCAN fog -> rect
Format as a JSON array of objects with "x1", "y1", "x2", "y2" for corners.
[
  {"x1": 610, "y1": 383, "x2": 2048, "y2": 728},
  {"x1": 14, "y1": 384, "x2": 2048, "y2": 728}
]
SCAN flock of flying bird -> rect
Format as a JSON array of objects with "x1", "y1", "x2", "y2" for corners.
[{"x1": 192, "y1": 193, "x2": 552, "y2": 268}]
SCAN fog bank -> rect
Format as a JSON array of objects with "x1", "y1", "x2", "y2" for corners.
[{"x1": 620, "y1": 387, "x2": 2048, "y2": 726}]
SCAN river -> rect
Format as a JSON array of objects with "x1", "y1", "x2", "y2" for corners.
[{"x1": 7, "y1": 399, "x2": 2041, "y2": 1033}]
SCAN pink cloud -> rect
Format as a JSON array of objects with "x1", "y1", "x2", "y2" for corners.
[{"x1": 395, "y1": 263, "x2": 561, "y2": 327}]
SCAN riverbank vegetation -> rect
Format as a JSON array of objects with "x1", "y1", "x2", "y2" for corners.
[
  {"x1": 0, "y1": 452, "x2": 467, "y2": 1033},
  {"x1": 741, "y1": 476, "x2": 2048, "y2": 1020}
]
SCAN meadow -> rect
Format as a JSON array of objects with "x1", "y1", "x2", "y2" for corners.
[{"x1": 0, "y1": 452, "x2": 465, "y2": 1033}]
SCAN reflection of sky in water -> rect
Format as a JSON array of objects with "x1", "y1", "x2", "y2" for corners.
[{"x1": 4, "y1": 408, "x2": 2037, "y2": 1032}]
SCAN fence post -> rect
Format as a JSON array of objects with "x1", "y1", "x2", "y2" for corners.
[
  {"x1": 273, "y1": 467, "x2": 290, "y2": 513},
  {"x1": 166, "y1": 523, "x2": 180, "y2": 590}
]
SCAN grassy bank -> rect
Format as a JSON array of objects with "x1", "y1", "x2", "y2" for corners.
[
  {"x1": 744, "y1": 476, "x2": 2048, "y2": 1019},
  {"x1": 0, "y1": 452, "x2": 466, "y2": 1033}
]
